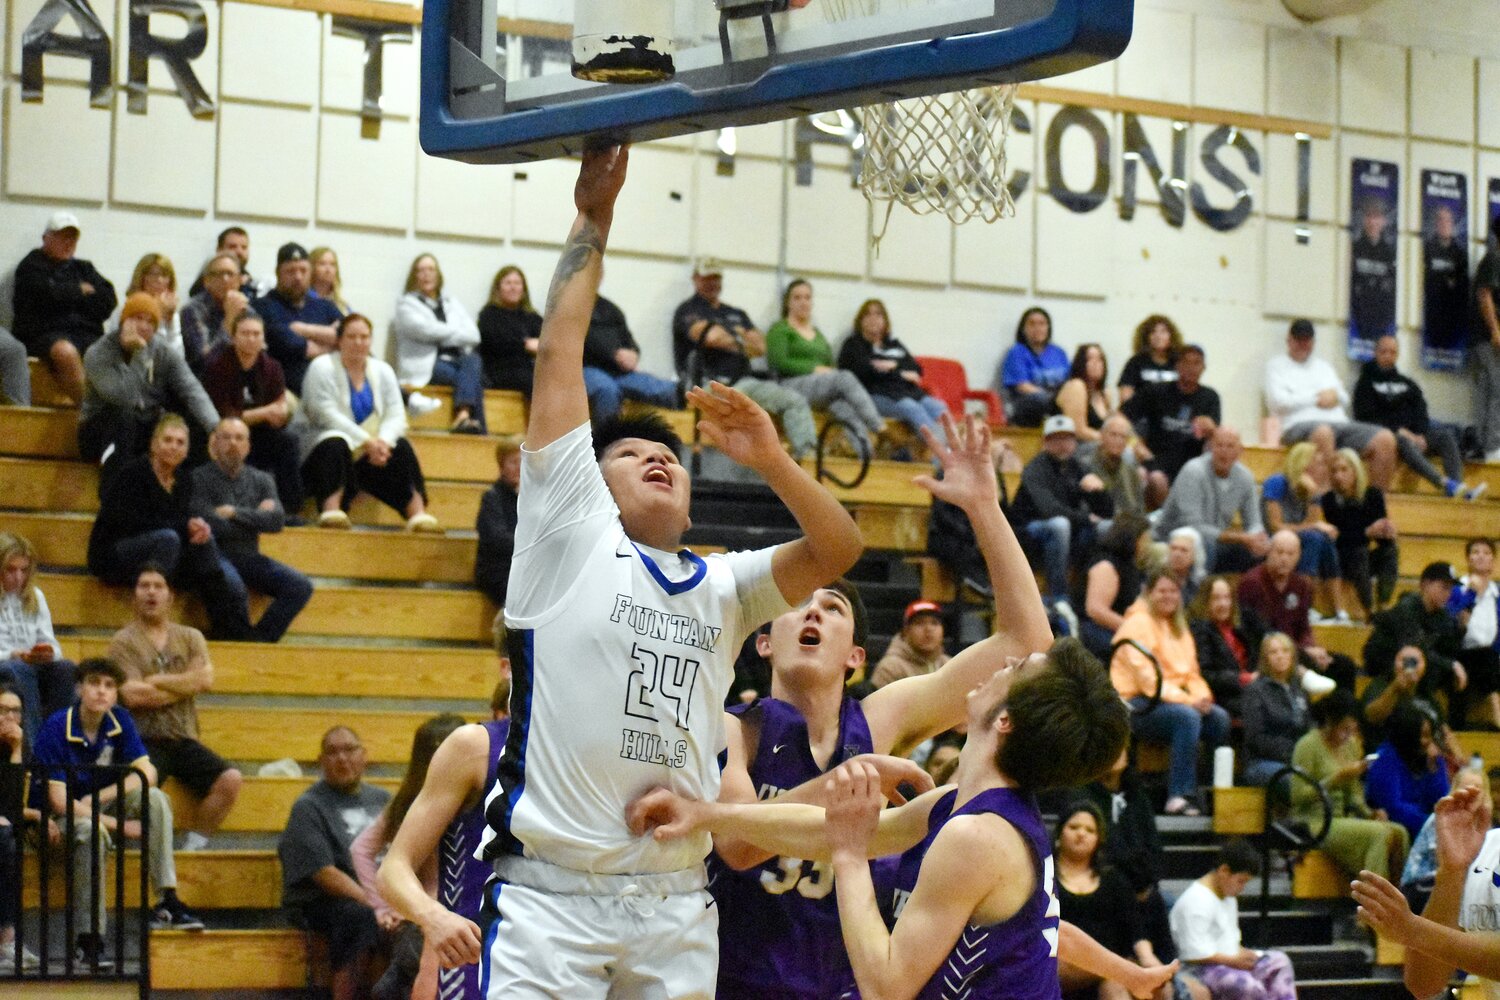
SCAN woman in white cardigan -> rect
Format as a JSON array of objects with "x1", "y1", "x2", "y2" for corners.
[
  {"x1": 301, "y1": 313, "x2": 440, "y2": 532},
  {"x1": 393, "y1": 253, "x2": 486, "y2": 435},
  {"x1": 0, "y1": 533, "x2": 77, "y2": 734}
]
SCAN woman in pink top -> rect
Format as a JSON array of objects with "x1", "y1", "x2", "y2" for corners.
[{"x1": 1111, "y1": 570, "x2": 1229, "y2": 816}]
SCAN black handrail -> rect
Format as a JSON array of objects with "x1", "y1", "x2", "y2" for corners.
[
  {"x1": 1109, "y1": 638, "x2": 1165, "y2": 717},
  {"x1": 814, "y1": 418, "x2": 871, "y2": 490},
  {"x1": 1256, "y1": 764, "x2": 1334, "y2": 948}
]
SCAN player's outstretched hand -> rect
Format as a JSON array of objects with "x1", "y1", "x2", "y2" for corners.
[
  {"x1": 689, "y1": 381, "x2": 783, "y2": 472},
  {"x1": 912, "y1": 413, "x2": 996, "y2": 512},
  {"x1": 575, "y1": 145, "x2": 629, "y2": 219},
  {"x1": 1351, "y1": 870, "x2": 1416, "y2": 944},
  {"x1": 825, "y1": 760, "x2": 883, "y2": 861},
  {"x1": 417, "y1": 906, "x2": 484, "y2": 969},
  {"x1": 1435, "y1": 784, "x2": 1490, "y2": 873},
  {"x1": 627, "y1": 786, "x2": 704, "y2": 842},
  {"x1": 845, "y1": 753, "x2": 937, "y2": 805},
  {"x1": 1126, "y1": 960, "x2": 1179, "y2": 1000}
]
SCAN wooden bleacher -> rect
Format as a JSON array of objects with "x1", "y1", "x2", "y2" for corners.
[{"x1": 164, "y1": 775, "x2": 400, "y2": 833}]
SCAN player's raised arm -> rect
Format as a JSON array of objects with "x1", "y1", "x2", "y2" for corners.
[
  {"x1": 864, "y1": 413, "x2": 1054, "y2": 753},
  {"x1": 525, "y1": 145, "x2": 629, "y2": 450}
]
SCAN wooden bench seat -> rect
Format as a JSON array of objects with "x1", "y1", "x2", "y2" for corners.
[
  {"x1": 152, "y1": 929, "x2": 325, "y2": 990},
  {"x1": 23, "y1": 849, "x2": 280, "y2": 909},
  {"x1": 198, "y1": 705, "x2": 475, "y2": 763},
  {"x1": 164, "y1": 774, "x2": 401, "y2": 833}
]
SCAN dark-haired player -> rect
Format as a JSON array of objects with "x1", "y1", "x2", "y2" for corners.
[{"x1": 470, "y1": 146, "x2": 862, "y2": 998}]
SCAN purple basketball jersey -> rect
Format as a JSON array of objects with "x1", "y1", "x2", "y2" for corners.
[
  {"x1": 439, "y1": 718, "x2": 508, "y2": 1000},
  {"x1": 709, "y1": 696, "x2": 879, "y2": 1000},
  {"x1": 882, "y1": 787, "x2": 1061, "y2": 1000}
]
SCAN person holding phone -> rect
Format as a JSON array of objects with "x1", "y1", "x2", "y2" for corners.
[{"x1": 0, "y1": 534, "x2": 77, "y2": 735}]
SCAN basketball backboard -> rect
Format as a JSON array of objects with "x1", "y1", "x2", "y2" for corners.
[{"x1": 421, "y1": 0, "x2": 1133, "y2": 163}]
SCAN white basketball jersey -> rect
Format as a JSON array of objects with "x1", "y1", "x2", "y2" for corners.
[
  {"x1": 1460, "y1": 828, "x2": 1500, "y2": 999},
  {"x1": 479, "y1": 423, "x2": 788, "y2": 876}
]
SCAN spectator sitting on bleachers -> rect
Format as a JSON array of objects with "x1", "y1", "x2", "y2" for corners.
[
  {"x1": 1447, "y1": 537, "x2": 1500, "y2": 730},
  {"x1": 1289, "y1": 688, "x2": 1410, "y2": 882},
  {"x1": 1155, "y1": 426, "x2": 1268, "y2": 573},
  {"x1": 1088, "y1": 414, "x2": 1147, "y2": 520},
  {"x1": 767, "y1": 279, "x2": 884, "y2": 455},
  {"x1": 279, "y1": 725, "x2": 391, "y2": 1000},
  {"x1": 1125, "y1": 344, "x2": 1220, "y2": 509},
  {"x1": 1399, "y1": 764, "x2": 1485, "y2": 913},
  {"x1": 870, "y1": 599, "x2": 950, "y2": 687},
  {"x1": 672, "y1": 258, "x2": 817, "y2": 460},
  {"x1": 0, "y1": 327, "x2": 29, "y2": 406},
  {"x1": 1078, "y1": 512, "x2": 1150, "y2": 661},
  {"x1": 86, "y1": 414, "x2": 253, "y2": 640},
  {"x1": 1116, "y1": 314, "x2": 1181, "y2": 409},
  {"x1": 1366, "y1": 700, "x2": 1452, "y2": 839},
  {"x1": 200, "y1": 311, "x2": 303, "y2": 514},
  {"x1": 350, "y1": 713, "x2": 466, "y2": 1000},
  {"x1": 1111, "y1": 569, "x2": 1229, "y2": 816},
  {"x1": 34, "y1": 658, "x2": 202, "y2": 965},
  {"x1": 1054, "y1": 800, "x2": 1208, "y2": 1000},
  {"x1": 0, "y1": 533, "x2": 79, "y2": 735},
  {"x1": 474, "y1": 436, "x2": 520, "y2": 607},
  {"x1": 121, "y1": 253, "x2": 182, "y2": 356},
  {"x1": 1354, "y1": 334, "x2": 1479, "y2": 499},
  {"x1": 393, "y1": 253, "x2": 487, "y2": 435},
  {"x1": 1074, "y1": 749, "x2": 1178, "y2": 968},
  {"x1": 1149, "y1": 528, "x2": 1205, "y2": 607},
  {"x1": 301, "y1": 314, "x2": 440, "y2": 533},
  {"x1": 78, "y1": 291, "x2": 219, "y2": 476},
  {"x1": 1239, "y1": 632, "x2": 1310, "y2": 786},
  {"x1": 1320, "y1": 447, "x2": 1399, "y2": 622},
  {"x1": 477, "y1": 265, "x2": 539, "y2": 396},
  {"x1": 179, "y1": 253, "x2": 249, "y2": 375},
  {"x1": 998, "y1": 306, "x2": 1069, "y2": 427},
  {"x1": 11, "y1": 211, "x2": 117, "y2": 403},
  {"x1": 1236, "y1": 530, "x2": 1348, "y2": 694},
  {"x1": 1169, "y1": 839, "x2": 1298, "y2": 1000},
  {"x1": 111, "y1": 566, "x2": 242, "y2": 852},
  {"x1": 0, "y1": 684, "x2": 42, "y2": 974},
  {"x1": 1361, "y1": 645, "x2": 1463, "y2": 763},
  {"x1": 309, "y1": 247, "x2": 349, "y2": 315},
  {"x1": 1013, "y1": 414, "x2": 1112, "y2": 607},
  {"x1": 1261, "y1": 442, "x2": 1347, "y2": 623},
  {"x1": 582, "y1": 294, "x2": 680, "y2": 423},
  {"x1": 187, "y1": 226, "x2": 268, "y2": 299},
  {"x1": 1264, "y1": 317, "x2": 1397, "y2": 490},
  {"x1": 252, "y1": 243, "x2": 340, "y2": 395},
  {"x1": 1363, "y1": 560, "x2": 1466, "y2": 691},
  {"x1": 837, "y1": 298, "x2": 947, "y2": 450},
  {"x1": 1053, "y1": 343, "x2": 1114, "y2": 448},
  {"x1": 189, "y1": 418, "x2": 313, "y2": 642},
  {"x1": 1188, "y1": 576, "x2": 1251, "y2": 719}
]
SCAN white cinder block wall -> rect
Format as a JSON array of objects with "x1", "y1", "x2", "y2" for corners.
[{"x1": 6, "y1": 0, "x2": 1500, "y2": 439}]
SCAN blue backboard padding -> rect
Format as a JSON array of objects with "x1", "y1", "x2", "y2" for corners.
[{"x1": 420, "y1": 0, "x2": 1133, "y2": 164}]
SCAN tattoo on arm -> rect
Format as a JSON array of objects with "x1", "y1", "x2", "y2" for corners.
[{"x1": 543, "y1": 220, "x2": 606, "y2": 318}]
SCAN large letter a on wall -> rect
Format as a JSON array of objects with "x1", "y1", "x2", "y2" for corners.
[{"x1": 22, "y1": 0, "x2": 112, "y2": 109}]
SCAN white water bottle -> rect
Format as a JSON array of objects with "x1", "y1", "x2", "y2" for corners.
[{"x1": 1213, "y1": 746, "x2": 1235, "y2": 788}]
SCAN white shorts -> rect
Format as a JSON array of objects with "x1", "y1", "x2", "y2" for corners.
[{"x1": 480, "y1": 857, "x2": 718, "y2": 1000}]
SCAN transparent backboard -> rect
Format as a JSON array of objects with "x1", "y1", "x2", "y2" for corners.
[{"x1": 421, "y1": 0, "x2": 1133, "y2": 163}]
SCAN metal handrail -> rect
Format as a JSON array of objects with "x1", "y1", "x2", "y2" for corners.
[
  {"x1": 813, "y1": 418, "x2": 871, "y2": 490},
  {"x1": 1256, "y1": 764, "x2": 1333, "y2": 948}
]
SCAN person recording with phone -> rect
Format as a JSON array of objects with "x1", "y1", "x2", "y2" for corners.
[{"x1": 1360, "y1": 644, "x2": 1464, "y2": 771}]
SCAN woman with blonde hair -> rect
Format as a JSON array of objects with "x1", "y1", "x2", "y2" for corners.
[
  {"x1": 836, "y1": 298, "x2": 947, "y2": 447},
  {"x1": 393, "y1": 253, "x2": 486, "y2": 435},
  {"x1": 308, "y1": 247, "x2": 349, "y2": 315},
  {"x1": 1321, "y1": 446, "x2": 1398, "y2": 618},
  {"x1": 0, "y1": 533, "x2": 77, "y2": 733},
  {"x1": 125, "y1": 252, "x2": 181, "y2": 351},
  {"x1": 1112, "y1": 569, "x2": 1230, "y2": 815},
  {"x1": 478, "y1": 265, "x2": 539, "y2": 395},
  {"x1": 1117, "y1": 314, "x2": 1182, "y2": 407},
  {"x1": 1262, "y1": 441, "x2": 1348, "y2": 622},
  {"x1": 1239, "y1": 632, "x2": 1311, "y2": 786}
]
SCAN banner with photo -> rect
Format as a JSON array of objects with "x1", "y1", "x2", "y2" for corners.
[
  {"x1": 1348, "y1": 158, "x2": 1399, "y2": 361},
  {"x1": 1420, "y1": 170, "x2": 1470, "y2": 371}
]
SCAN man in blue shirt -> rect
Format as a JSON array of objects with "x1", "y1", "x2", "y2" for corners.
[
  {"x1": 251, "y1": 243, "x2": 340, "y2": 394},
  {"x1": 33, "y1": 658, "x2": 202, "y2": 967}
]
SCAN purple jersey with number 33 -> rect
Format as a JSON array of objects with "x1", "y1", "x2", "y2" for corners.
[
  {"x1": 709, "y1": 696, "x2": 881, "y2": 1000},
  {"x1": 878, "y1": 786, "x2": 1061, "y2": 1000}
]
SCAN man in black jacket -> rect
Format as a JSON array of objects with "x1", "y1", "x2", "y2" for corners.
[
  {"x1": 1011, "y1": 414, "x2": 1112, "y2": 603},
  {"x1": 580, "y1": 294, "x2": 679, "y2": 422},
  {"x1": 474, "y1": 437, "x2": 520, "y2": 606},
  {"x1": 1363, "y1": 560, "x2": 1465, "y2": 689},
  {"x1": 1352, "y1": 334, "x2": 1479, "y2": 499},
  {"x1": 11, "y1": 211, "x2": 117, "y2": 403}
]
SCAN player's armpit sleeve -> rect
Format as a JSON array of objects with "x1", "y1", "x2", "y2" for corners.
[{"x1": 722, "y1": 544, "x2": 794, "y2": 642}]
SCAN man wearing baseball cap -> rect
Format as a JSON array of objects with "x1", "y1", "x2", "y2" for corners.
[
  {"x1": 870, "y1": 599, "x2": 950, "y2": 687},
  {"x1": 1010, "y1": 413, "x2": 1113, "y2": 607},
  {"x1": 11, "y1": 211, "x2": 117, "y2": 402},
  {"x1": 250, "y1": 242, "x2": 341, "y2": 394}
]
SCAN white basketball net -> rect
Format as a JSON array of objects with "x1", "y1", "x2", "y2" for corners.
[{"x1": 820, "y1": 0, "x2": 1019, "y2": 248}]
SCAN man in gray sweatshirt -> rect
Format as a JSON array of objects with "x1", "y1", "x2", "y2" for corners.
[
  {"x1": 189, "y1": 418, "x2": 312, "y2": 642},
  {"x1": 1155, "y1": 426, "x2": 1270, "y2": 573}
]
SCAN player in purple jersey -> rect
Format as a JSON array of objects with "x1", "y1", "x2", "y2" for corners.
[
  {"x1": 377, "y1": 679, "x2": 511, "y2": 997},
  {"x1": 709, "y1": 413, "x2": 1081, "y2": 999}
]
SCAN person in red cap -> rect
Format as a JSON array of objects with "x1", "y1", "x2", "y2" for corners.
[{"x1": 870, "y1": 599, "x2": 950, "y2": 687}]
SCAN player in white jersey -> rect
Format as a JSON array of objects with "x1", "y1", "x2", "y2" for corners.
[
  {"x1": 1354, "y1": 783, "x2": 1500, "y2": 999},
  {"x1": 466, "y1": 146, "x2": 863, "y2": 998}
]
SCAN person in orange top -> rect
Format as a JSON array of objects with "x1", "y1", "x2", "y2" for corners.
[{"x1": 1112, "y1": 569, "x2": 1229, "y2": 816}]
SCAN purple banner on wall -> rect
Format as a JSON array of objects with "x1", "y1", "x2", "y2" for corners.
[
  {"x1": 1348, "y1": 158, "x2": 1399, "y2": 362},
  {"x1": 1420, "y1": 170, "x2": 1470, "y2": 372}
]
